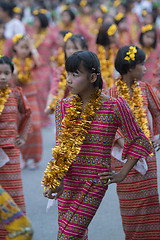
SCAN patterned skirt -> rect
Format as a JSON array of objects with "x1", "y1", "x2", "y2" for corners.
[
  {"x1": 0, "y1": 147, "x2": 25, "y2": 239},
  {"x1": 114, "y1": 154, "x2": 160, "y2": 240},
  {"x1": 58, "y1": 177, "x2": 107, "y2": 240},
  {"x1": 20, "y1": 95, "x2": 42, "y2": 163}
]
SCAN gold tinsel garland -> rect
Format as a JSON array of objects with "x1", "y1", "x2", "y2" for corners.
[
  {"x1": 42, "y1": 89, "x2": 102, "y2": 191},
  {"x1": 0, "y1": 86, "x2": 11, "y2": 115},
  {"x1": 97, "y1": 44, "x2": 115, "y2": 88},
  {"x1": 0, "y1": 38, "x2": 5, "y2": 55},
  {"x1": 12, "y1": 57, "x2": 33, "y2": 84},
  {"x1": 33, "y1": 28, "x2": 48, "y2": 49},
  {"x1": 116, "y1": 77, "x2": 150, "y2": 139},
  {"x1": 49, "y1": 65, "x2": 67, "y2": 113},
  {"x1": 50, "y1": 48, "x2": 65, "y2": 67}
]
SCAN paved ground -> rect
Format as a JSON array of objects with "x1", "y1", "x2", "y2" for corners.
[{"x1": 22, "y1": 115, "x2": 160, "y2": 240}]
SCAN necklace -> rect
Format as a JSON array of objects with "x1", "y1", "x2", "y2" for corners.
[
  {"x1": 97, "y1": 45, "x2": 115, "y2": 88},
  {"x1": 0, "y1": 38, "x2": 5, "y2": 55},
  {"x1": 116, "y1": 77, "x2": 150, "y2": 139},
  {"x1": 42, "y1": 89, "x2": 102, "y2": 191},
  {"x1": 12, "y1": 57, "x2": 33, "y2": 84},
  {"x1": 0, "y1": 86, "x2": 11, "y2": 115},
  {"x1": 33, "y1": 28, "x2": 48, "y2": 49}
]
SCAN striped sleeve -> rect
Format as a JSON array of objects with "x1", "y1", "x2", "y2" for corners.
[{"x1": 114, "y1": 96, "x2": 153, "y2": 161}]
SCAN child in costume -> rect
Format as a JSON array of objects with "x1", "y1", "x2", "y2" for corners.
[
  {"x1": 43, "y1": 50, "x2": 153, "y2": 240},
  {"x1": 102, "y1": 45, "x2": 160, "y2": 240},
  {"x1": 0, "y1": 55, "x2": 31, "y2": 238},
  {"x1": 12, "y1": 34, "x2": 42, "y2": 170}
]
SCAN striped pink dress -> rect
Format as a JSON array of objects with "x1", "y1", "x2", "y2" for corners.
[
  {"x1": 55, "y1": 95, "x2": 153, "y2": 240},
  {"x1": 107, "y1": 82, "x2": 160, "y2": 240}
]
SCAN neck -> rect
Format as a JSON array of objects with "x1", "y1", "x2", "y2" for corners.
[
  {"x1": 122, "y1": 75, "x2": 134, "y2": 91},
  {"x1": 4, "y1": 16, "x2": 11, "y2": 23},
  {"x1": 79, "y1": 87, "x2": 96, "y2": 106}
]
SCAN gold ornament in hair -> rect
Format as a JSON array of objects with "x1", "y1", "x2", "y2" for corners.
[
  {"x1": 80, "y1": 0, "x2": 87, "y2": 7},
  {"x1": 64, "y1": 32, "x2": 73, "y2": 42},
  {"x1": 13, "y1": 6, "x2": 22, "y2": 14},
  {"x1": 142, "y1": 9, "x2": 148, "y2": 17},
  {"x1": 33, "y1": 9, "x2": 47, "y2": 15},
  {"x1": 141, "y1": 24, "x2": 153, "y2": 33},
  {"x1": 107, "y1": 24, "x2": 117, "y2": 36},
  {"x1": 100, "y1": 5, "x2": 108, "y2": 14},
  {"x1": 113, "y1": 0, "x2": 121, "y2": 7},
  {"x1": 124, "y1": 45, "x2": 137, "y2": 62},
  {"x1": 12, "y1": 34, "x2": 23, "y2": 44},
  {"x1": 115, "y1": 12, "x2": 124, "y2": 21}
]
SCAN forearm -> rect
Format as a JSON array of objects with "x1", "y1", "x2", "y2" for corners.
[{"x1": 118, "y1": 157, "x2": 139, "y2": 181}]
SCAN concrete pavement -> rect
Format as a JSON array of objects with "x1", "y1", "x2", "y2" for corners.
[{"x1": 22, "y1": 116, "x2": 160, "y2": 240}]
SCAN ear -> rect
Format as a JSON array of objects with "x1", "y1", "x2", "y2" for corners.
[{"x1": 90, "y1": 73, "x2": 97, "y2": 84}]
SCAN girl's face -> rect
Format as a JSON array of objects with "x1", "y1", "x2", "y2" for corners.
[
  {"x1": 142, "y1": 31, "x2": 155, "y2": 48},
  {"x1": 143, "y1": 14, "x2": 153, "y2": 25},
  {"x1": 66, "y1": 63, "x2": 92, "y2": 95},
  {"x1": 118, "y1": 20, "x2": 128, "y2": 31},
  {"x1": 0, "y1": 64, "x2": 12, "y2": 90},
  {"x1": 57, "y1": 33, "x2": 65, "y2": 48},
  {"x1": 62, "y1": 12, "x2": 72, "y2": 25},
  {"x1": 33, "y1": 16, "x2": 41, "y2": 29},
  {"x1": 65, "y1": 39, "x2": 83, "y2": 58},
  {"x1": 0, "y1": 7, "x2": 6, "y2": 19},
  {"x1": 109, "y1": 30, "x2": 119, "y2": 44},
  {"x1": 130, "y1": 62, "x2": 146, "y2": 80},
  {"x1": 14, "y1": 39, "x2": 30, "y2": 59},
  {"x1": 0, "y1": 24, "x2": 5, "y2": 38}
]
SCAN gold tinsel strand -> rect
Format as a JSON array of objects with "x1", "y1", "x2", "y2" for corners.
[
  {"x1": 0, "y1": 86, "x2": 11, "y2": 115},
  {"x1": 42, "y1": 90, "x2": 102, "y2": 191},
  {"x1": 12, "y1": 57, "x2": 33, "y2": 84}
]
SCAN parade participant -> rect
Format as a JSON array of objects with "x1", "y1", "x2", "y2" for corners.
[
  {"x1": 45, "y1": 33, "x2": 88, "y2": 115},
  {"x1": 139, "y1": 24, "x2": 160, "y2": 88},
  {"x1": 0, "y1": 1, "x2": 25, "y2": 39},
  {"x1": 0, "y1": 185, "x2": 33, "y2": 240},
  {"x1": 101, "y1": 45, "x2": 160, "y2": 240},
  {"x1": 27, "y1": 9, "x2": 57, "y2": 127},
  {"x1": 0, "y1": 55, "x2": 31, "y2": 238},
  {"x1": 43, "y1": 50, "x2": 153, "y2": 240},
  {"x1": 12, "y1": 34, "x2": 42, "y2": 170},
  {"x1": 96, "y1": 23, "x2": 120, "y2": 88}
]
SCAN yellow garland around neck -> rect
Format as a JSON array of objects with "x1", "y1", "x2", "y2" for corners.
[
  {"x1": 13, "y1": 56, "x2": 33, "y2": 84},
  {"x1": 97, "y1": 45, "x2": 115, "y2": 88},
  {"x1": 0, "y1": 38, "x2": 5, "y2": 55},
  {"x1": 141, "y1": 46, "x2": 153, "y2": 61},
  {"x1": 49, "y1": 65, "x2": 67, "y2": 113},
  {"x1": 42, "y1": 89, "x2": 102, "y2": 191},
  {"x1": 0, "y1": 86, "x2": 11, "y2": 115},
  {"x1": 50, "y1": 47, "x2": 65, "y2": 67},
  {"x1": 116, "y1": 77, "x2": 150, "y2": 139},
  {"x1": 33, "y1": 28, "x2": 48, "y2": 49}
]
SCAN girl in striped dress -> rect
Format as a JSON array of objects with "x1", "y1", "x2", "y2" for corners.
[
  {"x1": 102, "y1": 45, "x2": 160, "y2": 240},
  {"x1": 43, "y1": 51, "x2": 153, "y2": 240},
  {"x1": 0, "y1": 55, "x2": 31, "y2": 238}
]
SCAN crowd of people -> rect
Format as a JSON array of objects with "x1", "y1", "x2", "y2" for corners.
[{"x1": 0, "y1": 0, "x2": 160, "y2": 239}]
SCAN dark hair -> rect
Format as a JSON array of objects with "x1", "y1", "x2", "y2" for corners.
[
  {"x1": 139, "y1": 28, "x2": 157, "y2": 48},
  {"x1": 65, "y1": 50, "x2": 103, "y2": 89},
  {"x1": 65, "y1": 34, "x2": 88, "y2": 54},
  {"x1": 115, "y1": 45, "x2": 145, "y2": 75},
  {"x1": 62, "y1": 9, "x2": 75, "y2": 21},
  {"x1": 0, "y1": 55, "x2": 14, "y2": 73},
  {"x1": 59, "y1": 30, "x2": 70, "y2": 38},
  {"x1": 143, "y1": 11, "x2": 157, "y2": 24},
  {"x1": 96, "y1": 23, "x2": 113, "y2": 46},
  {"x1": 35, "y1": 13, "x2": 49, "y2": 28},
  {"x1": 0, "y1": 2, "x2": 15, "y2": 18}
]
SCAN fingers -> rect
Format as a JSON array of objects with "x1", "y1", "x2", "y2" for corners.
[{"x1": 43, "y1": 189, "x2": 55, "y2": 199}]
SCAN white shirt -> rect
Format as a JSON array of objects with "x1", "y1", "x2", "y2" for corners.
[{"x1": 4, "y1": 18, "x2": 25, "y2": 39}]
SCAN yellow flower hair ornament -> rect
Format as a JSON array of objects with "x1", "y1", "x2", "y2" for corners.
[
  {"x1": 141, "y1": 24, "x2": 153, "y2": 33},
  {"x1": 142, "y1": 9, "x2": 148, "y2": 17},
  {"x1": 115, "y1": 12, "x2": 124, "y2": 22},
  {"x1": 64, "y1": 32, "x2": 73, "y2": 42},
  {"x1": 107, "y1": 24, "x2": 117, "y2": 36},
  {"x1": 80, "y1": 0, "x2": 87, "y2": 7},
  {"x1": 113, "y1": 0, "x2": 121, "y2": 7},
  {"x1": 13, "y1": 6, "x2": 22, "y2": 14},
  {"x1": 33, "y1": 9, "x2": 47, "y2": 15},
  {"x1": 12, "y1": 34, "x2": 23, "y2": 44},
  {"x1": 124, "y1": 45, "x2": 137, "y2": 62},
  {"x1": 100, "y1": 5, "x2": 108, "y2": 14}
]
